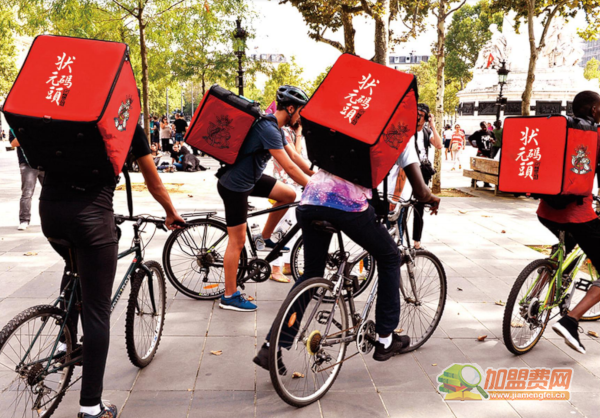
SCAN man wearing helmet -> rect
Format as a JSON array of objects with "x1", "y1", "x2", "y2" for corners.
[{"x1": 217, "y1": 85, "x2": 314, "y2": 312}]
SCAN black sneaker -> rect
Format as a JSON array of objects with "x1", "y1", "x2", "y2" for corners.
[
  {"x1": 253, "y1": 343, "x2": 287, "y2": 375},
  {"x1": 373, "y1": 334, "x2": 411, "y2": 362},
  {"x1": 552, "y1": 316, "x2": 586, "y2": 354},
  {"x1": 77, "y1": 402, "x2": 117, "y2": 418}
]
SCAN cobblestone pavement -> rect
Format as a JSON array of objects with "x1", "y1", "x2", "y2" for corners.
[{"x1": 0, "y1": 145, "x2": 599, "y2": 418}]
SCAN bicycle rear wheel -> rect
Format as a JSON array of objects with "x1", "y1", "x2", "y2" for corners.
[
  {"x1": 290, "y1": 236, "x2": 376, "y2": 298},
  {"x1": 569, "y1": 261, "x2": 600, "y2": 321},
  {"x1": 269, "y1": 278, "x2": 348, "y2": 407},
  {"x1": 0, "y1": 305, "x2": 76, "y2": 418},
  {"x1": 162, "y1": 219, "x2": 247, "y2": 300},
  {"x1": 126, "y1": 261, "x2": 167, "y2": 368},
  {"x1": 398, "y1": 249, "x2": 447, "y2": 352},
  {"x1": 503, "y1": 259, "x2": 556, "y2": 355}
]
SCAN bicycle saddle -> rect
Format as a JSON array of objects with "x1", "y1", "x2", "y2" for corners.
[
  {"x1": 47, "y1": 238, "x2": 74, "y2": 249},
  {"x1": 311, "y1": 220, "x2": 340, "y2": 234}
]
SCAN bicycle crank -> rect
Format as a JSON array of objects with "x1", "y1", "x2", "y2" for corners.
[
  {"x1": 242, "y1": 259, "x2": 271, "y2": 283},
  {"x1": 356, "y1": 320, "x2": 377, "y2": 355}
]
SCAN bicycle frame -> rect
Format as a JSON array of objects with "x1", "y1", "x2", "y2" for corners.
[{"x1": 16, "y1": 219, "x2": 158, "y2": 377}]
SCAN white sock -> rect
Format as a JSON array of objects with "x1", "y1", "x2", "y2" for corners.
[
  {"x1": 378, "y1": 335, "x2": 392, "y2": 349},
  {"x1": 265, "y1": 341, "x2": 270, "y2": 347},
  {"x1": 57, "y1": 342, "x2": 67, "y2": 352},
  {"x1": 80, "y1": 404, "x2": 102, "y2": 416},
  {"x1": 223, "y1": 294, "x2": 232, "y2": 299}
]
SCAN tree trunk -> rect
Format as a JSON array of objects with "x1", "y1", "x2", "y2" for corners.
[
  {"x1": 201, "y1": 70, "x2": 206, "y2": 96},
  {"x1": 522, "y1": 0, "x2": 537, "y2": 116},
  {"x1": 432, "y1": 0, "x2": 446, "y2": 194},
  {"x1": 341, "y1": 10, "x2": 356, "y2": 54},
  {"x1": 373, "y1": 0, "x2": 390, "y2": 65},
  {"x1": 139, "y1": 19, "x2": 151, "y2": 140}
]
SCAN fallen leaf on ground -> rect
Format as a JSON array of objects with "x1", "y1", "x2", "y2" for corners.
[
  {"x1": 588, "y1": 331, "x2": 599, "y2": 338},
  {"x1": 188, "y1": 194, "x2": 194, "y2": 198},
  {"x1": 246, "y1": 295, "x2": 255, "y2": 301},
  {"x1": 395, "y1": 328, "x2": 404, "y2": 333},
  {"x1": 432, "y1": 363, "x2": 437, "y2": 366},
  {"x1": 482, "y1": 215, "x2": 491, "y2": 218},
  {"x1": 24, "y1": 251, "x2": 38, "y2": 256},
  {"x1": 495, "y1": 301, "x2": 506, "y2": 306},
  {"x1": 458, "y1": 210, "x2": 467, "y2": 214},
  {"x1": 292, "y1": 372, "x2": 305, "y2": 379},
  {"x1": 511, "y1": 322, "x2": 524, "y2": 328},
  {"x1": 210, "y1": 350, "x2": 222, "y2": 356},
  {"x1": 457, "y1": 287, "x2": 463, "y2": 291},
  {"x1": 477, "y1": 335, "x2": 487, "y2": 341},
  {"x1": 501, "y1": 230, "x2": 506, "y2": 234}
]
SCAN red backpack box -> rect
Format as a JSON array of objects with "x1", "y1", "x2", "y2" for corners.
[
  {"x1": 499, "y1": 115, "x2": 598, "y2": 198},
  {"x1": 2, "y1": 35, "x2": 140, "y2": 178},
  {"x1": 300, "y1": 53, "x2": 418, "y2": 188},
  {"x1": 185, "y1": 84, "x2": 262, "y2": 164}
]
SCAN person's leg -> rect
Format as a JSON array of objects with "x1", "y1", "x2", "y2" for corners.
[
  {"x1": 457, "y1": 149, "x2": 462, "y2": 169},
  {"x1": 223, "y1": 224, "x2": 246, "y2": 296},
  {"x1": 413, "y1": 202, "x2": 425, "y2": 248},
  {"x1": 253, "y1": 177, "x2": 295, "y2": 240},
  {"x1": 173, "y1": 162, "x2": 183, "y2": 171},
  {"x1": 19, "y1": 164, "x2": 38, "y2": 225},
  {"x1": 77, "y1": 244, "x2": 118, "y2": 407}
]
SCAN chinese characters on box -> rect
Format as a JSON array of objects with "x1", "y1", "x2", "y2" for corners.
[
  {"x1": 45, "y1": 52, "x2": 76, "y2": 106},
  {"x1": 340, "y1": 73, "x2": 380, "y2": 125},
  {"x1": 515, "y1": 127, "x2": 542, "y2": 180}
]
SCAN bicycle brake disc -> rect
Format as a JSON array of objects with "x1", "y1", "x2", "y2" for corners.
[{"x1": 356, "y1": 320, "x2": 376, "y2": 355}]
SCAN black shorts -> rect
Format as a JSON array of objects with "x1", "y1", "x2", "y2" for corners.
[
  {"x1": 217, "y1": 174, "x2": 277, "y2": 227},
  {"x1": 444, "y1": 139, "x2": 451, "y2": 149}
]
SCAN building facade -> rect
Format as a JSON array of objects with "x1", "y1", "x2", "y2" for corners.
[{"x1": 581, "y1": 40, "x2": 600, "y2": 67}]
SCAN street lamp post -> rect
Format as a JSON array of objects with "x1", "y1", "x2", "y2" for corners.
[
  {"x1": 233, "y1": 19, "x2": 248, "y2": 97},
  {"x1": 454, "y1": 105, "x2": 458, "y2": 126},
  {"x1": 496, "y1": 60, "x2": 510, "y2": 122}
]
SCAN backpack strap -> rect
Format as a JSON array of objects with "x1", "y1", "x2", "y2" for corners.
[{"x1": 122, "y1": 165, "x2": 134, "y2": 218}]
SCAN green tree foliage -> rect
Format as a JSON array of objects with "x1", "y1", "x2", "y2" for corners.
[
  {"x1": 262, "y1": 57, "x2": 310, "y2": 104},
  {"x1": 305, "y1": 65, "x2": 331, "y2": 96},
  {"x1": 409, "y1": 57, "x2": 459, "y2": 119},
  {"x1": 445, "y1": 1, "x2": 504, "y2": 88},
  {"x1": 0, "y1": 8, "x2": 18, "y2": 98},
  {"x1": 584, "y1": 57, "x2": 600, "y2": 82}
]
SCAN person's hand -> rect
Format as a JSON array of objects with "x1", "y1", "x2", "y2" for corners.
[
  {"x1": 428, "y1": 112, "x2": 435, "y2": 125},
  {"x1": 165, "y1": 213, "x2": 186, "y2": 230},
  {"x1": 426, "y1": 195, "x2": 440, "y2": 215}
]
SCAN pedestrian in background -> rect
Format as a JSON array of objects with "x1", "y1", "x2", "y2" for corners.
[
  {"x1": 10, "y1": 129, "x2": 44, "y2": 230},
  {"x1": 443, "y1": 124, "x2": 453, "y2": 161},
  {"x1": 451, "y1": 124, "x2": 465, "y2": 171},
  {"x1": 491, "y1": 120, "x2": 503, "y2": 159},
  {"x1": 173, "y1": 113, "x2": 188, "y2": 146},
  {"x1": 160, "y1": 116, "x2": 173, "y2": 154}
]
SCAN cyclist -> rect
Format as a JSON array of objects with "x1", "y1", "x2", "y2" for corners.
[
  {"x1": 547, "y1": 90, "x2": 600, "y2": 355},
  {"x1": 254, "y1": 131, "x2": 440, "y2": 368},
  {"x1": 40, "y1": 124, "x2": 184, "y2": 418},
  {"x1": 217, "y1": 85, "x2": 314, "y2": 312}
]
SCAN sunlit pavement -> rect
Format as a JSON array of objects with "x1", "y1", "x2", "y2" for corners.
[{"x1": 1, "y1": 145, "x2": 599, "y2": 417}]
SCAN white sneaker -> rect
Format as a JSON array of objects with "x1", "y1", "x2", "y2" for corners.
[{"x1": 17, "y1": 222, "x2": 28, "y2": 231}]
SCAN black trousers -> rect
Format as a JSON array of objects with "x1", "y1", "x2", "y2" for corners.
[
  {"x1": 40, "y1": 200, "x2": 118, "y2": 407},
  {"x1": 538, "y1": 216, "x2": 600, "y2": 288},
  {"x1": 267, "y1": 205, "x2": 401, "y2": 346}
]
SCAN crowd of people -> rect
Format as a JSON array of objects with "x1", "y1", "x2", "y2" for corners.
[{"x1": 4, "y1": 86, "x2": 600, "y2": 418}]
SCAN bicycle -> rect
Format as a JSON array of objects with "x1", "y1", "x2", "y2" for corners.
[
  {"x1": 267, "y1": 199, "x2": 447, "y2": 407},
  {"x1": 503, "y1": 230, "x2": 600, "y2": 355},
  {"x1": 0, "y1": 214, "x2": 167, "y2": 418},
  {"x1": 162, "y1": 202, "x2": 376, "y2": 300}
]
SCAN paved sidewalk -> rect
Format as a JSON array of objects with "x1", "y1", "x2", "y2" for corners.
[{"x1": 0, "y1": 147, "x2": 599, "y2": 418}]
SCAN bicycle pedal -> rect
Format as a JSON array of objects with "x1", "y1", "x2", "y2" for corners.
[{"x1": 575, "y1": 278, "x2": 593, "y2": 291}]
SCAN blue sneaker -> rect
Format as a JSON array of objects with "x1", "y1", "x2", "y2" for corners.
[
  {"x1": 264, "y1": 238, "x2": 289, "y2": 252},
  {"x1": 219, "y1": 291, "x2": 257, "y2": 312}
]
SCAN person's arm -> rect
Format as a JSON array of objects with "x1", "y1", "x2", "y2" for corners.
[
  {"x1": 270, "y1": 148, "x2": 311, "y2": 186},
  {"x1": 137, "y1": 155, "x2": 185, "y2": 229},
  {"x1": 10, "y1": 138, "x2": 20, "y2": 147},
  {"x1": 404, "y1": 163, "x2": 440, "y2": 214},
  {"x1": 283, "y1": 143, "x2": 314, "y2": 176},
  {"x1": 427, "y1": 113, "x2": 443, "y2": 149}
]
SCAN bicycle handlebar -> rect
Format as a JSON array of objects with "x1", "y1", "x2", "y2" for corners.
[{"x1": 114, "y1": 214, "x2": 169, "y2": 231}]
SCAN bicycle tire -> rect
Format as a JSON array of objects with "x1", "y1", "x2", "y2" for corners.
[
  {"x1": 269, "y1": 278, "x2": 348, "y2": 408},
  {"x1": 0, "y1": 305, "x2": 76, "y2": 418},
  {"x1": 162, "y1": 219, "x2": 247, "y2": 300},
  {"x1": 398, "y1": 249, "x2": 447, "y2": 352},
  {"x1": 502, "y1": 259, "x2": 555, "y2": 355},
  {"x1": 290, "y1": 236, "x2": 376, "y2": 299},
  {"x1": 126, "y1": 261, "x2": 167, "y2": 368}
]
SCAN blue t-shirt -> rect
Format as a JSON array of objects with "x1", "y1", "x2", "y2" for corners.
[{"x1": 218, "y1": 115, "x2": 287, "y2": 192}]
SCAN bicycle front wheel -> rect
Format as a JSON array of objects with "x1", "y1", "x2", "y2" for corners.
[
  {"x1": 162, "y1": 219, "x2": 247, "y2": 300},
  {"x1": 398, "y1": 249, "x2": 447, "y2": 352},
  {"x1": 290, "y1": 236, "x2": 376, "y2": 298},
  {"x1": 269, "y1": 278, "x2": 348, "y2": 407},
  {"x1": 0, "y1": 305, "x2": 76, "y2": 418},
  {"x1": 503, "y1": 259, "x2": 556, "y2": 355},
  {"x1": 126, "y1": 261, "x2": 167, "y2": 368}
]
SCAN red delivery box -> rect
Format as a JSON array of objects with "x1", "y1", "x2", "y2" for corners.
[
  {"x1": 185, "y1": 85, "x2": 262, "y2": 164},
  {"x1": 2, "y1": 35, "x2": 140, "y2": 178},
  {"x1": 300, "y1": 53, "x2": 418, "y2": 188},
  {"x1": 499, "y1": 115, "x2": 598, "y2": 197}
]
